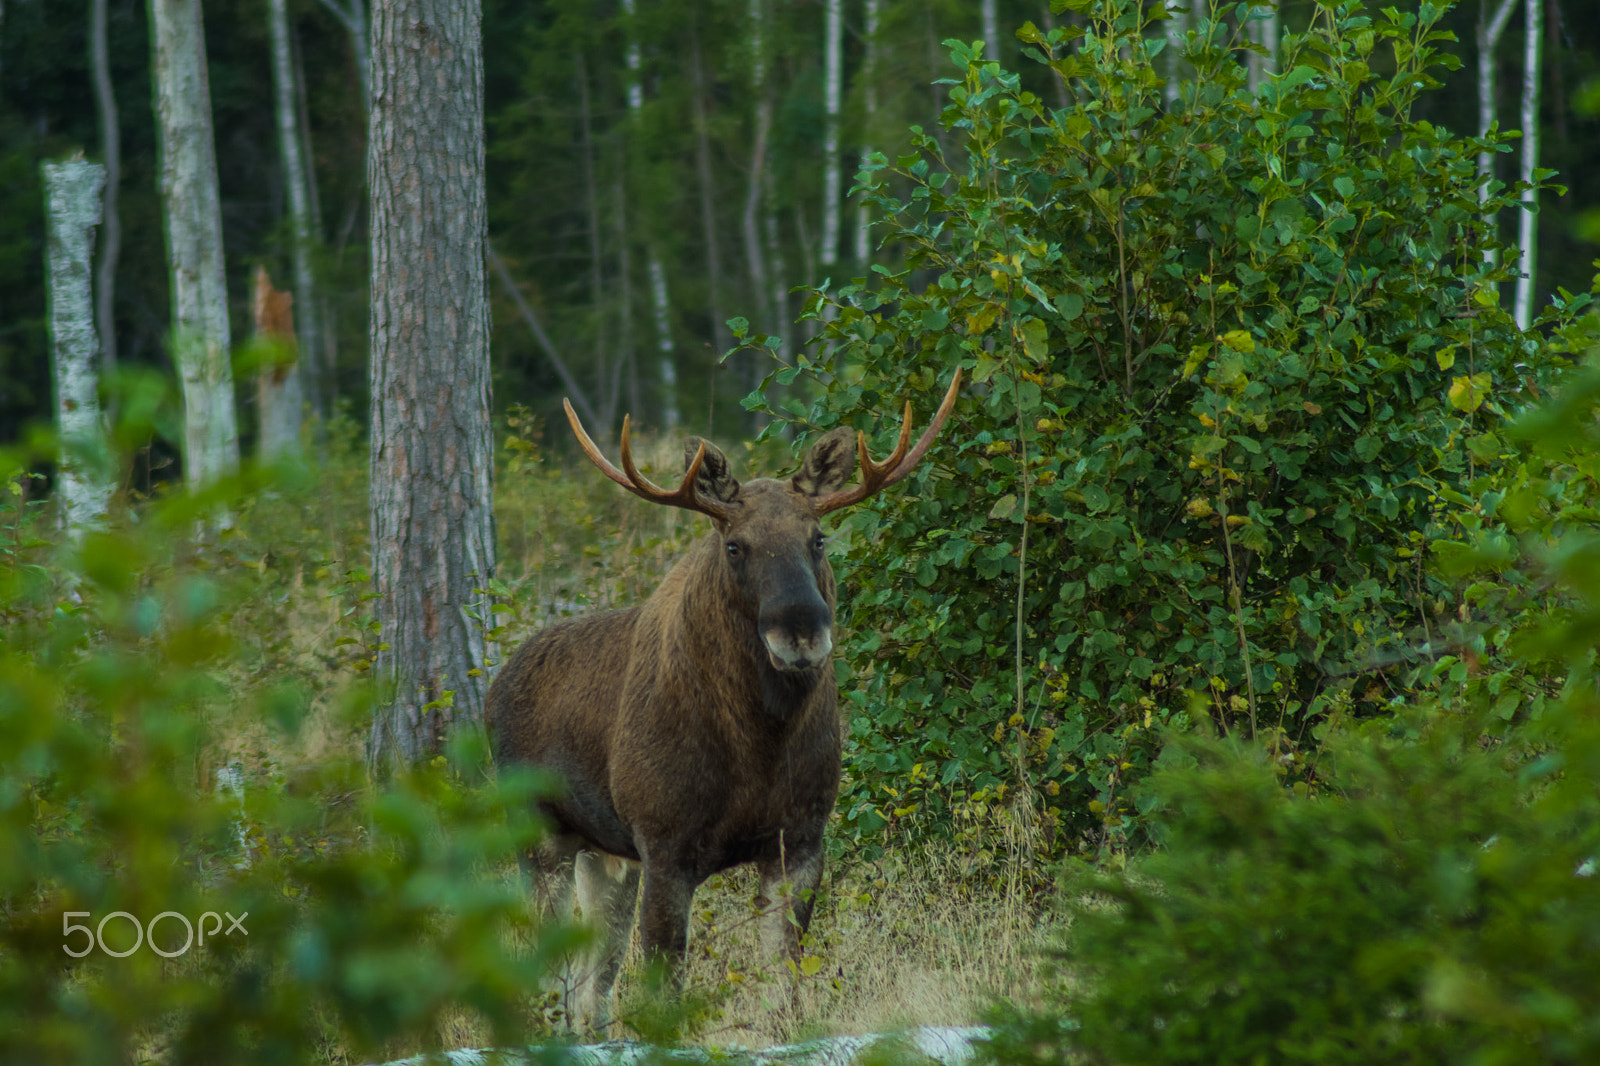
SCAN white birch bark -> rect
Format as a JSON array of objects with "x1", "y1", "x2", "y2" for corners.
[
  {"x1": 854, "y1": 0, "x2": 879, "y2": 265},
  {"x1": 91, "y1": 0, "x2": 121, "y2": 376},
  {"x1": 149, "y1": 0, "x2": 240, "y2": 492},
  {"x1": 317, "y1": 0, "x2": 371, "y2": 114},
  {"x1": 42, "y1": 161, "x2": 114, "y2": 538},
  {"x1": 982, "y1": 0, "x2": 998, "y2": 63},
  {"x1": 265, "y1": 0, "x2": 311, "y2": 457},
  {"x1": 1476, "y1": 0, "x2": 1520, "y2": 271},
  {"x1": 620, "y1": 0, "x2": 677, "y2": 428},
  {"x1": 690, "y1": 30, "x2": 728, "y2": 356},
  {"x1": 820, "y1": 0, "x2": 842, "y2": 272},
  {"x1": 1513, "y1": 0, "x2": 1542, "y2": 329},
  {"x1": 743, "y1": 0, "x2": 772, "y2": 337}
]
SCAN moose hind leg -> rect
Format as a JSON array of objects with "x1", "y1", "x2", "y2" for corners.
[
  {"x1": 524, "y1": 833, "x2": 583, "y2": 1027},
  {"x1": 573, "y1": 850, "x2": 641, "y2": 1032}
]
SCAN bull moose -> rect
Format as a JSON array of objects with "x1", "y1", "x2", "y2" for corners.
[{"x1": 487, "y1": 372, "x2": 961, "y2": 1030}]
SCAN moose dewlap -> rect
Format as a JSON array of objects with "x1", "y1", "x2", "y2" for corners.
[{"x1": 486, "y1": 373, "x2": 960, "y2": 1031}]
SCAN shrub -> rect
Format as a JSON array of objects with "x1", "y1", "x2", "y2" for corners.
[
  {"x1": 0, "y1": 431, "x2": 572, "y2": 1063},
  {"x1": 739, "y1": 0, "x2": 1563, "y2": 860}
]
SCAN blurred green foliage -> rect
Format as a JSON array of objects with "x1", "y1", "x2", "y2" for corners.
[
  {"x1": 740, "y1": 0, "x2": 1589, "y2": 867},
  {"x1": 983, "y1": 355, "x2": 1600, "y2": 1065},
  {"x1": 0, "y1": 404, "x2": 578, "y2": 1063}
]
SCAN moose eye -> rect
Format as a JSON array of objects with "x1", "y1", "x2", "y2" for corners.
[
  {"x1": 726, "y1": 541, "x2": 741, "y2": 559},
  {"x1": 813, "y1": 533, "x2": 826, "y2": 552}
]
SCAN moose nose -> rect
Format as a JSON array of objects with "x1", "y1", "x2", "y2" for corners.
[{"x1": 760, "y1": 600, "x2": 833, "y2": 671}]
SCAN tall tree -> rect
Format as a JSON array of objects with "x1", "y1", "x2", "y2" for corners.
[
  {"x1": 620, "y1": 0, "x2": 678, "y2": 428},
  {"x1": 149, "y1": 0, "x2": 240, "y2": 492},
  {"x1": 264, "y1": 0, "x2": 312, "y2": 457},
  {"x1": 367, "y1": 0, "x2": 497, "y2": 769},
  {"x1": 819, "y1": 0, "x2": 842, "y2": 273},
  {"x1": 854, "y1": 0, "x2": 879, "y2": 265},
  {"x1": 42, "y1": 160, "x2": 114, "y2": 539},
  {"x1": 1513, "y1": 0, "x2": 1542, "y2": 328},
  {"x1": 1476, "y1": 0, "x2": 1520, "y2": 270},
  {"x1": 1247, "y1": 2, "x2": 1279, "y2": 89},
  {"x1": 90, "y1": 0, "x2": 121, "y2": 379},
  {"x1": 317, "y1": 0, "x2": 371, "y2": 113}
]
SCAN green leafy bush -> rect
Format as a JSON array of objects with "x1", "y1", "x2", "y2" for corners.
[
  {"x1": 983, "y1": 359, "x2": 1600, "y2": 1065},
  {"x1": 0, "y1": 431, "x2": 572, "y2": 1063},
  {"x1": 744, "y1": 0, "x2": 1565, "y2": 860}
]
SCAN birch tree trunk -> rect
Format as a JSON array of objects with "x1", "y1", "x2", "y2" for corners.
[
  {"x1": 1513, "y1": 0, "x2": 1542, "y2": 329},
  {"x1": 90, "y1": 0, "x2": 121, "y2": 378},
  {"x1": 982, "y1": 0, "x2": 998, "y2": 63},
  {"x1": 575, "y1": 51, "x2": 612, "y2": 427},
  {"x1": 42, "y1": 160, "x2": 114, "y2": 539},
  {"x1": 149, "y1": 0, "x2": 240, "y2": 492},
  {"x1": 819, "y1": 0, "x2": 842, "y2": 273},
  {"x1": 620, "y1": 0, "x2": 678, "y2": 428},
  {"x1": 317, "y1": 0, "x2": 371, "y2": 113},
  {"x1": 743, "y1": 0, "x2": 772, "y2": 342},
  {"x1": 854, "y1": 0, "x2": 879, "y2": 266},
  {"x1": 264, "y1": 0, "x2": 311, "y2": 457},
  {"x1": 1476, "y1": 0, "x2": 1520, "y2": 270},
  {"x1": 690, "y1": 25, "x2": 728, "y2": 357},
  {"x1": 367, "y1": 0, "x2": 497, "y2": 769}
]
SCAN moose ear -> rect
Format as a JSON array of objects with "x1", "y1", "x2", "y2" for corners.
[
  {"x1": 685, "y1": 437, "x2": 740, "y2": 504},
  {"x1": 791, "y1": 427, "x2": 857, "y2": 498}
]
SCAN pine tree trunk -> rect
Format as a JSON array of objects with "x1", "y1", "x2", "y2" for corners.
[
  {"x1": 90, "y1": 0, "x2": 121, "y2": 378},
  {"x1": 264, "y1": 0, "x2": 311, "y2": 457},
  {"x1": 820, "y1": 0, "x2": 842, "y2": 273},
  {"x1": 149, "y1": 0, "x2": 239, "y2": 493},
  {"x1": 1513, "y1": 0, "x2": 1541, "y2": 329},
  {"x1": 42, "y1": 160, "x2": 114, "y2": 539},
  {"x1": 367, "y1": 0, "x2": 497, "y2": 770}
]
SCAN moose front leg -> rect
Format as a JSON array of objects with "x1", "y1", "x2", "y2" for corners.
[
  {"x1": 636, "y1": 857, "x2": 696, "y2": 987},
  {"x1": 756, "y1": 847, "x2": 823, "y2": 967}
]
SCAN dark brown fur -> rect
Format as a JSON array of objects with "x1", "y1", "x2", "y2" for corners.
[{"x1": 487, "y1": 431, "x2": 857, "y2": 1029}]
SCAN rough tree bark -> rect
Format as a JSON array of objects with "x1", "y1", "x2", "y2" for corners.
[
  {"x1": 264, "y1": 0, "x2": 312, "y2": 457},
  {"x1": 149, "y1": 0, "x2": 240, "y2": 492},
  {"x1": 90, "y1": 0, "x2": 121, "y2": 378},
  {"x1": 1513, "y1": 0, "x2": 1542, "y2": 329},
  {"x1": 367, "y1": 0, "x2": 498, "y2": 769},
  {"x1": 42, "y1": 160, "x2": 114, "y2": 539}
]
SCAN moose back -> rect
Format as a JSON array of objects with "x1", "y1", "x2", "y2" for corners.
[{"x1": 487, "y1": 373, "x2": 960, "y2": 1029}]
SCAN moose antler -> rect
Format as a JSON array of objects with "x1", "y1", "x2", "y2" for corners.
[
  {"x1": 812, "y1": 369, "x2": 963, "y2": 516},
  {"x1": 563, "y1": 399, "x2": 735, "y2": 523}
]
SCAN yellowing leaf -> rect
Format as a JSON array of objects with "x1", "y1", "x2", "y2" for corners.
[
  {"x1": 1436, "y1": 346, "x2": 1456, "y2": 371},
  {"x1": 1448, "y1": 373, "x2": 1492, "y2": 413},
  {"x1": 1220, "y1": 329, "x2": 1255, "y2": 354},
  {"x1": 1020, "y1": 318, "x2": 1049, "y2": 363},
  {"x1": 966, "y1": 303, "x2": 1002, "y2": 335}
]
